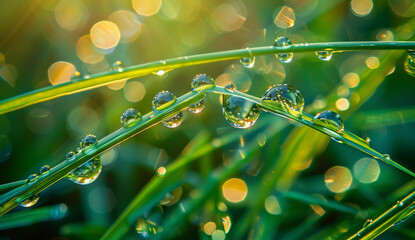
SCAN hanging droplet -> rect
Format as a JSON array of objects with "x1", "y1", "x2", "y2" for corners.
[
  {"x1": 383, "y1": 154, "x2": 390, "y2": 160},
  {"x1": 39, "y1": 165, "x2": 51, "y2": 175},
  {"x1": 136, "y1": 218, "x2": 160, "y2": 238},
  {"x1": 222, "y1": 95, "x2": 261, "y2": 129},
  {"x1": 274, "y1": 36, "x2": 293, "y2": 63},
  {"x1": 20, "y1": 194, "x2": 40, "y2": 208},
  {"x1": 261, "y1": 84, "x2": 305, "y2": 118},
  {"x1": 225, "y1": 83, "x2": 236, "y2": 92},
  {"x1": 120, "y1": 108, "x2": 142, "y2": 127},
  {"x1": 70, "y1": 71, "x2": 83, "y2": 81},
  {"x1": 191, "y1": 74, "x2": 215, "y2": 91},
  {"x1": 162, "y1": 112, "x2": 184, "y2": 128},
  {"x1": 313, "y1": 110, "x2": 344, "y2": 133},
  {"x1": 152, "y1": 91, "x2": 177, "y2": 111},
  {"x1": 111, "y1": 60, "x2": 125, "y2": 72},
  {"x1": 316, "y1": 51, "x2": 332, "y2": 61},
  {"x1": 66, "y1": 151, "x2": 76, "y2": 161},
  {"x1": 404, "y1": 55, "x2": 415, "y2": 77},
  {"x1": 363, "y1": 219, "x2": 373, "y2": 227},
  {"x1": 240, "y1": 56, "x2": 255, "y2": 68},
  {"x1": 188, "y1": 99, "x2": 205, "y2": 114}
]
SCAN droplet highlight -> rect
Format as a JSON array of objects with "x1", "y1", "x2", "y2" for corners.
[
  {"x1": 120, "y1": 108, "x2": 142, "y2": 127},
  {"x1": 70, "y1": 71, "x2": 83, "y2": 81},
  {"x1": 274, "y1": 36, "x2": 293, "y2": 63},
  {"x1": 39, "y1": 165, "x2": 51, "y2": 175},
  {"x1": 222, "y1": 95, "x2": 260, "y2": 129},
  {"x1": 261, "y1": 84, "x2": 304, "y2": 118},
  {"x1": 20, "y1": 194, "x2": 40, "y2": 208},
  {"x1": 152, "y1": 91, "x2": 177, "y2": 111},
  {"x1": 191, "y1": 74, "x2": 215, "y2": 90},
  {"x1": 111, "y1": 60, "x2": 125, "y2": 72},
  {"x1": 313, "y1": 110, "x2": 344, "y2": 133},
  {"x1": 188, "y1": 99, "x2": 205, "y2": 114},
  {"x1": 66, "y1": 151, "x2": 76, "y2": 160},
  {"x1": 316, "y1": 51, "x2": 332, "y2": 61},
  {"x1": 240, "y1": 56, "x2": 255, "y2": 68}
]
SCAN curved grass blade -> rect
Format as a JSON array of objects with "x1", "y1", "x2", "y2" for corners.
[
  {"x1": 1, "y1": 42, "x2": 415, "y2": 115},
  {"x1": 0, "y1": 180, "x2": 27, "y2": 194}
]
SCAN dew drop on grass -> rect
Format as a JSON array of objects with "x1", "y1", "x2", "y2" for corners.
[
  {"x1": 363, "y1": 219, "x2": 373, "y2": 227},
  {"x1": 66, "y1": 151, "x2": 76, "y2": 161},
  {"x1": 366, "y1": 137, "x2": 371, "y2": 144},
  {"x1": 313, "y1": 110, "x2": 344, "y2": 133},
  {"x1": 66, "y1": 134, "x2": 102, "y2": 185},
  {"x1": 111, "y1": 60, "x2": 125, "y2": 72},
  {"x1": 120, "y1": 108, "x2": 142, "y2": 127},
  {"x1": 70, "y1": 71, "x2": 83, "y2": 81},
  {"x1": 222, "y1": 95, "x2": 260, "y2": 129},
  {"x1": 240, "y1": 56, "x2": 255, "y2": 68},
  {"x1": 39, "y1": 165, "x2": 51, "y2": 175},
  {"x1": 152, "y1": 91, "x2": 184, "y2": 128},
  {"x1": 274, "y1": 36, "x2": 293, "y2": 63},
  {"x1": 20, "y1": 194, "x2": 40, "y2": 208},
  {"x1": 27, "y1": 174, "x2": 39, "y2": 182},
  {"x1": 261, "y1": 84, "x2": 304, "y2": 118},
  {"x1": 191, "y1": 74, "x2": 215, "y2": 90},
  {"x1": 188, "y1": 99, "x2": 205, "y2": 113},
  {"x1": 383, "y1": 154, "x2": 390, "y2": 160},
  {"x1": 152, "y1": 70, "x2": 169, "y2": 76},
  {"x1": 225, "y1": 83, "x2": 236, "y2": 91},
  {"x1": 136, "y1": 218, "x2": 160, "y2": 238},
  {"x1": 316, "y1": 51, "x2": 332, "y2": 61}
]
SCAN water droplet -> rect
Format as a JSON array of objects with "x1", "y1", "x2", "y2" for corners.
[
  {"x1": 404, "y1": 55, "x2": 415, "y2": 77},
  {"x1": 222, "y1": 96, "x2": 260, "y2": 129},
  {"x1": 316, "y1": 51, "x2": 332, "y2": 61},
  {"x1": 261, "y1": 84, "x2": 304, "y2": 118},
  {"x1": 39, "y1": 165, "x2": 51, "y2": 175},
  {"x1": 366, "y1": 137, "x2": 371, "y2": 144},
  {"x1": 66, "y1": 151, "x2": 76, "y2": 161},
  {"x1": 162, "y1": 112, "x2": 184, "y2": 128},
  {"x1": 225, "y1": 83, "x2": 236, "y2": 91},
  {"x1": 397, "y1": 200, "x2": 403, "y2": 206},
  {"x1": 136, "y1": 218, "x2": 160, "y2": 238},
  {"x1": 160, "y1": 187, "x2": 182, "y2": 205},
  {"x1": 111, "y1": 60, "x2": 125, "y2": 72},
  {"x1": 20, "y1": 194, "x2": 40, "y2": 208},
  {"x1": 188, "y1": 99, "x2": 205, "y2": 114},
  {"x1": 191, "y1": 74, "x2": 215, "y2": 91},
  {"x1": 274, "y1": 36, "x2": 293, "y2": 63},
  {"x1": 70, "y1": 71, "x2": 83, "y2": 81},
  {"x1": 152, "y1": 91, "x2": 177, "y2": 111},
  {"x1": 383, "y1": 154, "x2": 390, "y2": 160},
  {"x1": 331, "y1": 137, "x2": 343, "y2": 144},
  {"x1": 240, "y1": 56, "x2": 255, "y2": 68},
  {"x1": 120, "y1": 108, "x2": 142, "y2": 127},
  {"x1": 363, "y1": 219, "x2": 373, "y2": 227},
  {"x1": 79, "y1": 134, "x2": 98, "y2": 149},
  {"x1": 27, "y1": 174, "x2": 39, "y2": 182},
  {"x1": 152, "y1": 70, "x2": 169, "y2": 76},
  {"x1": 313, "y1": 110, "x2": 344, "y2": 133}
]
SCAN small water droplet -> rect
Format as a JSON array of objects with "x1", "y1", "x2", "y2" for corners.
[
  {"x1": 404, "y1": 55, "x2": 415, "y2": 77},
  {"x1": 366, "y1": 137, "x2": 371, "y2": 144},
  {"x1": 162, "y1": 112, "x2": 184, "y2": 128},
  {"x1": 39, "y1": 165, "x2": 51, "y2": 175},
  {"x1": 313, "y1": 110, "x2": 344, "y2": 133},
  {"x1": 120, "y1": 108, "x2": 142, "y2": 127},
  {"x1": 240, "y1": 56, "x2": 255, "y2": 68},
  {"x1": 331, "y1": 137, "x2": 343, "y2": 144},
  {"x1": 225, "y1": 83, "x2": 236, "y2": 91},
  {"x1": 20, "y1": 194, "x2": 40, "y2": 208},
  {"x1": 316, "y1": 51, "x2": 332, "y2": 61},
  {"x1": 66, "y1": 151, "x2": 76, "y2": 161},
  {"x1": 152, "y1": 70, "x2": 169, "y2": 76},
  {"x1": 222, "y1": 95, "x2": 260, "y2": 129},
  {"x1": 188, "y1": 99, "x2": 205, "y2": 113},
  {"x1": 397, "y1": 201, "x2": 404, "y2": 206},
  {"x1": 152, "y1": 91, "x2": 177, "y2": 111},
  {"x1": 79, "y1": 134, "x2": 98, "y2": 149},
  {"x1": 70, "y1": 71, "x2": 83, "y2": 81},
  {"x1": 383, "y1": 154, "x2": 390, "y2": 160},
  {"x1": 363, "y1": 219, "x2": 373, "y2": 227},
  {"x1": 27, "y1": 174, "x2": 39, "y2": 182},
  {"x1": 111, "y1": 60, "x2": 125, "y2": 72},
  {"x1": 136, "y1": 218, "x2": 160, "y2": 238},
  {"x1": 191, "y1": 74, "x2": 215, "y2": 91},
  {"x1": 261, "y1": 84, "x2": 304, "y2": 118},
  {"x1": 274, "y1": 36, "x2": 293, "y2": 63}
]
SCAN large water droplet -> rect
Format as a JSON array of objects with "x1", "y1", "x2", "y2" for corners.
[
  {"x1": 162, "y1": 112, "x2": 184, "y2": 128},
  {"x1": 191, "y1": 74, "x2": 215, "y2": 91},
  {"x1": 79, "y1": 134, "x2": 98, "y2": 149},
  {"x1": 313, "y1": 110, "x2": 344, "y2": 133},
  {"x1": 188, "y1": 99, "x2": 205, "y2": 114},
  {"x1": 111, "y1": 60, "x2": 125, "y2": 72},
  {"x1": 316, "y1": 51, "x2": 332, "y2": 61},
  {"x1": 152, "y1": 91, "x2": 177, "y2": 111},
  {"x1": 404, "y1": 55, "x2": 415, "y2": 77},
  {"x1": 240, "y1": 57, "x2": 255, "y2": 68},
  {"x1": 66, "y1": 151, "x2": 76, "y2": 161},
  {"x1": 136, "y1": 218, "x2": 160, "y2": 238},
  {"x1": 261, "y1": 84, "x2": 304, "y2": 118},
  {"x1": 120, "y1": 108, "x2": 142, "y2": 127},
  {"x1": 70, "y1": 71, "x2": 83, "y2": 81},
  {"x1": 274, "y1": 36, "x2": 293, "y2": 63},
  {"x1": 39, "y1": 165, "x2": 51, "y2": 175},
  {"x1": 27, "y1": 174, "x2": 39, "y2": 182},
  {"x1": 20, "y1": 194, "x2": 40, "y2": 208},
  {"x1": 222, "y1": 96, "x2": 260, "y2": 129}
]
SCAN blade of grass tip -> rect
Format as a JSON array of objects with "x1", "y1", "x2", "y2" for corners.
[
  {"x1": 342, "y1": 190, "x2": 415, "y2": 240},
  {"x1": 0, "y1": 180, "x2": 27, "y2": 194},
  {"x1": 0, "y1": 203, "x2": 68, "y2": 230},
  {"x1": 1, "y1": 42, "x2": 415, "y2": 115},
  {"x1": 0, "y1": 91, "x2": 205, "y2": 216}
]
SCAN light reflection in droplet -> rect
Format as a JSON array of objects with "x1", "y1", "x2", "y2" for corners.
[
  {"x1": 222, "y1": 178, "x2": 248, "y2": 203},
  {"x1": 274, "y1": 6, "x2": 295, "y2": 28},
  {"x1": 324, "y1": 166, "x2": 353, "y2": 193},
  {"x1": 353, "y1": 158, "x2": 380, "y2": 183}
]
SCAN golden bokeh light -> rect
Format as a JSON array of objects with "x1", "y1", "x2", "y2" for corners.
[
  {"x1": 132, "y1": 0, "x2": 162, "y2": 17},
  {"x1": 324, "y1": 166, "x2": 353, "y2": 193},
  {"x1": 108, "y1": 10, "x2": 142, "y2": 43},
  {"x1": 376, "y1": 30, "x2": 394, "y2": 41},
  {"x1": 215, "y1": 73, "x2": 232, "y2": 87},
  {"x1": 55, "y1": 0, "x2": 88, "y2": 31},
  {"x1": 203, "y1": 222, "x2": 216, "y2": 235},
  {"x1": 90, "y1": 21, "x2": 121, "y2": 50},
  {"x1": 212, "y1": 230, "x2": 226, "y2": 240},
  {"x1": 107, "y1": 79, "x2": 127, "y2": 90},
  {"x1": 350, "y1": 0, "x2": 373, "y2": 17},
  {"x1": 353, "y1": 158, "x2": 380, "y2": 183},
  {"x1": 48, "y1": 61, "x2": 76, "y2": 85},
  {"x1": 365, "y1": 56, "x2": 380, "y2": 69},
  {"x1": 212, "y1": 2, "x2": 247, "y2": 32},
  {"x1": 264, "y1": 195, "x2": 282, "y2": 215},
  {"x1": 124, "y1": 81, "x2": 145, "y2": 102},
  {"x1": 274, "y1": 6, "x2": 295, "y2": 28},
  {"x1": 336, "y1": 98, "x2": 350, "y2": 111},
  {"x1": 337, "y1": 85, "x2": 350, "y2": 98},
  {"x1": 76, "y1": 35, "x2": 105, "y2": 64},
  {"x1": 157, "y1": 166, "x2": 166, "y2": 176},
  {"x1": 222, "y1": 178, "x2": 248, "y2": 203},
  {"x1": 222, "y1": 216, "x2": 231, "y2": 233},
  {"x1": 342, "y1": 72, "x2": 360, "y2": 88}
]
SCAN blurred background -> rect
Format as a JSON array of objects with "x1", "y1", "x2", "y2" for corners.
[{"x1": 0, "y1": 0, "x2": 415, "y2": 239}]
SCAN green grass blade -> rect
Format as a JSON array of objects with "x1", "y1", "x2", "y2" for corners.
[{"x1": 0, "y1": 180, "x2": 27, "y2": 194}]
